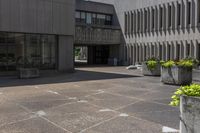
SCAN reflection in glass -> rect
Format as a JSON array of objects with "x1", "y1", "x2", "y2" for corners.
[
  {"x1": 86, "y1": 13, "x2": 92, "y2": 24},
  {"x1": 0, "y1": 32, "x2": 57, "y2": 71}
]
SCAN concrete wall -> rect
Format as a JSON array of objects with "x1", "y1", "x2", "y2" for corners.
[
  {"x1": 0, "y1": 0, "x2": 75, "y2": 36},
  {"x1": 114, "y1": 0, "x2": 200, "y2": 65},
  {"x1": 58, "y1": 36, "x2": 74, "y2": 72},
  {"x1": 0, "y1": 0, "x2": 75, "y2": 72}
]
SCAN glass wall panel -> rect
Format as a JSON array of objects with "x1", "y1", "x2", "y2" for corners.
[
  {"x1": 25, "y1": 34, "x2": 41, "y2": 68},
  {"x1": 97, "y1": 14, "x2": 106, "y2": 25},
  {"x1": 76, "y1": 11, "x2": 81, "y2": 22},
  {"x1": 0, "y1": 32, "x2": 57, "y2": 72},
  {"x1": 40, "y1": 35, "x2": 56, "y2": 69},
  {"x1": 86, "y1": 13, "x2": 92, "y2": 24},
  {"x1": 0, "y1": 33, "x2": 7, "y2": 71},
  {"x1": 81, "y1": 12, "x2": 86, "y2": 23},
  {"x1": 92, "y1": 13, "x2": 97, "y2": 24}
]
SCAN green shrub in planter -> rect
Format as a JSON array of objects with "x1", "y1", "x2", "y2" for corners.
[
  {"x1": 170, "y1": 84, "x2": 200, "y2": 106},
  {"x1": 142, "y1": 57, "x2": 161, "y2": 76},
  {"x1": 183, "y1": 57, "x2": 199, "y2": 69},
  {"x1": 170, "y1": 84, "x2": 200, "y2": 133},
  {"x1": 161, "y1": 59, "x2": 193, "y2": 85}
]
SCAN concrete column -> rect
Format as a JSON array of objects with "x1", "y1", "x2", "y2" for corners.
[
  {"x1": 58, "y1": 35, "x2": 74, "y2": 72},
  {"x1": 180, "y1": 0, "x2": 184, "y2": 28},
  {"x1": 195, "y1": 0, "x2": 199, "y2": 26},
  {"x1": 191, "y1": 0, "x2": 196, "y2": 27},
  {"x1": 172, "y1": 3, "x2": 176, "y2": 30}
]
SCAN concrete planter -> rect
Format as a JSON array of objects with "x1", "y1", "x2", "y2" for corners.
[
  {"x1": 161, "y1": 66, "x2": 192, "y2": 85},
  {"x1": 180, "y1": 96, "x2": 200, "y2": 133},
  {"x1": 19, "y1": 68, "x2": 40, "y2": 79},
  {"x1": 142, "y1": 62, "x2": 161, "y2": 76}
]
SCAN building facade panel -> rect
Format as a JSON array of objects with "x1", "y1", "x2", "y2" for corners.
[
  {"x1": 0, "y1": 0, "x2": 75, "y2": 75},
  {"x1": 113, "y1": 0, "x2": 200, "y2": 65}
]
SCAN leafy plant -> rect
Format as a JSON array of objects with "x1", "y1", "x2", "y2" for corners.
[
  {"x1": 162, "y1": 58, "x2": 197, "y2": 69},
  {"x1": 161, "y1": 60, "x2": 175, "y2": 68},
  {"x1": 170, "y1": 84, "x2": 200, "y2": 106},
  {"x1": 184, "y1": 57, "x2": 199, "y2": 65},
  {"x1": 177, "y1": 59, "x2": 193, "y2": 69},
  {"x1": 145, "y1": 57, "x2": 160, "y2": 70}
]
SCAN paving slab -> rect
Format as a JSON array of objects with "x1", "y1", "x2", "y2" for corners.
[
  {"x1": 44, "y1": 102, "x2": 118, "y2": 132},
  {"x1": 0, "y1": 117, "x2": 69, "y2": 133},
  {"x1": 82, "y1": 116, "x2": 162, "y2": 133},
  {"x1": 86, "y1": 93, "x2": 138, "y2": 110},
  {"x1": 0, "y1": 66, "x2": 186, "y2": 132},
  {"x1": 0, "y1": 102, "x2": 31, "y2": 126}
]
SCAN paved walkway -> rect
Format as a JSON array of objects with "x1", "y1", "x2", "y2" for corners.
[{"x1": 0, "y1": 66, "x2": 185, "y2": 133}]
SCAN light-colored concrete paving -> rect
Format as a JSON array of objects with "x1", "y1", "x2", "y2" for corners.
[{"x1": 0, "y1": 66, "x2": 192, "y2": 133}]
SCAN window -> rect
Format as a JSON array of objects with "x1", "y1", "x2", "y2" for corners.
[
  {"x1": 105, "y1": 15, "x2": 112, "y2": 25},
  {"x1": 92, "y1": 13, "x2": 97, "y2": 24},
  {"x1": 168, "y1": 5, "x2": 172, "y2": 27},
  {"x1": 177, "y1": 3, "x2": 181, "y2": 26},
  {"x1": 81, "y1": 12, "x2": 86, "y2": 23},
  {"x1": 75, "y1": 11, "x2": 81, "y2": 22},
  {"x1": 86, "y1": 13, "x2": 92, "y2": 24},
  {"x1": 187, "y1": 1, "x2": 191, "y2": 25},
  {"x1": 0, "y1": 33, "x2": 57, "y2": 71},
  {"x1": 97, "y1": 14, "x2": 106, "y2": 25}
]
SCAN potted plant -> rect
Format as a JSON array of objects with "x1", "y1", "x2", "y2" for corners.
[
  {"x1": 161, "y1": 59, "x2": 193, "y2": 85},
  {"x1": 170, "y1": 84, "x2": 200, "y2": 133},
  {"x1": 184, "y1": 57, "x2": 199, "y2": 69},
  {"x1": 17, "y1": 56, "x2": 40, "y2": 79},
  {"x1": 142, "y1": 57, "x2": 161, "y2": 76}
]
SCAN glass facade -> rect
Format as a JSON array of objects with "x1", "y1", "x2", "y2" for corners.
[
  {"x1": 76, "y1": 11, "x2": 112, "y2": 26},
  {"x1": 0, "y1": 32, "x2": 57, "y2": 71}
]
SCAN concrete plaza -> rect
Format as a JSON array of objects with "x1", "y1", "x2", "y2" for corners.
[{"x1": 1, "y1": 66, "x2": 196, "y2": 133}]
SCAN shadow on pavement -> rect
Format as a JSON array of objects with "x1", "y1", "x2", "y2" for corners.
[{"x1": 0, "y1": 69, "x2": 142, "y2": 88}]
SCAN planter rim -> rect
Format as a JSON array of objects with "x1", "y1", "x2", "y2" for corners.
[
  {"x1": 161, "y1": 65, "x2": 192, "y2": 69},
  {"x1": 181, "y1": 95, "x2": 200, "y2": 99}
]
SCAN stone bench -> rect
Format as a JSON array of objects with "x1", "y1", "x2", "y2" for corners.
[{"x1": 19, "y1": 68, "x2": 40, "y2": 79}]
